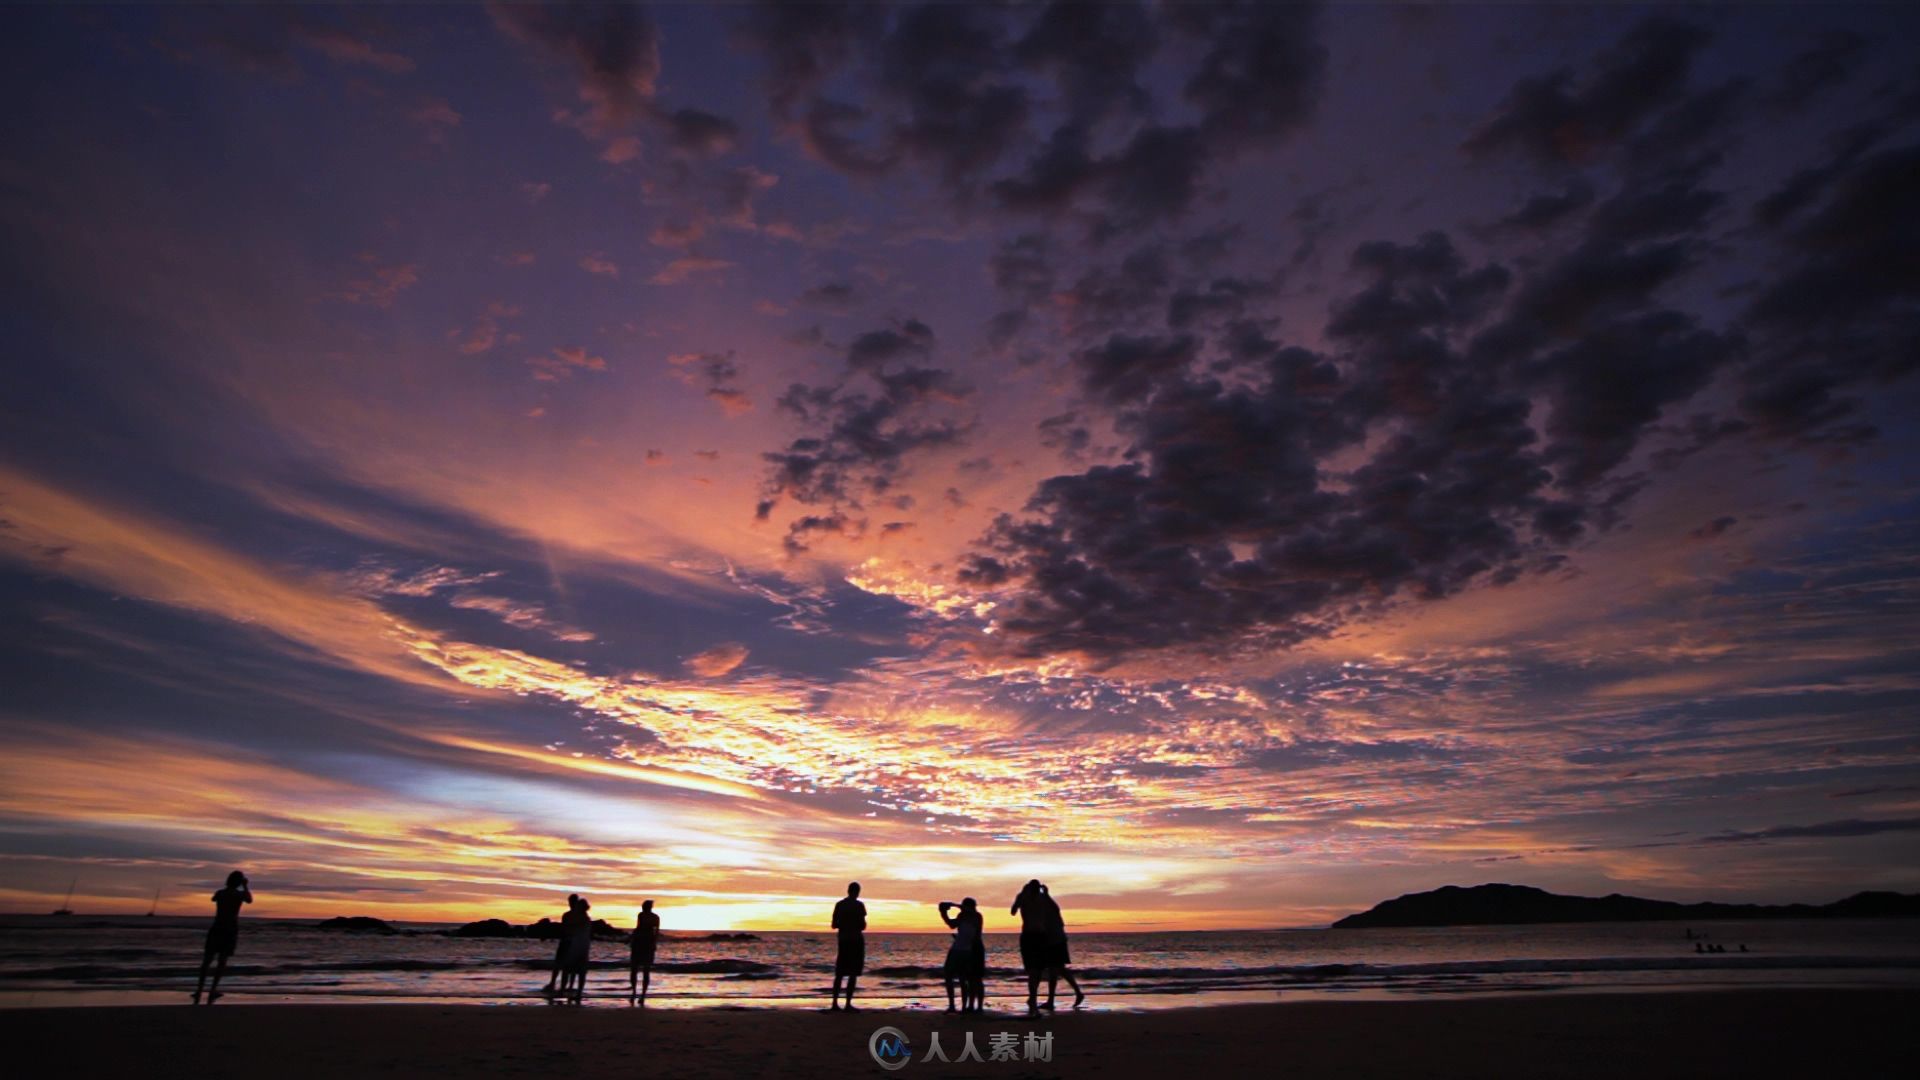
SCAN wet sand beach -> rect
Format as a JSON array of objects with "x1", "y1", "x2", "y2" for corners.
[{"x1": 6, "y1": 988, "x2": 1910, "y2": 1079}]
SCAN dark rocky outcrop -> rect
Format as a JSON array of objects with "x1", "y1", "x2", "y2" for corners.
[
  {"x1": 449, "y1": 918, "x2": 520, "y2": 938},
  {"x1": 452, "y1": 916, "x2": 630, "y2": 941},
  {"x1": 1332, "y1": 883, "x2": 1920, "y2": 928},
  {"x1": 314, "y1": 916, "x2": 397, "y2": 934}
]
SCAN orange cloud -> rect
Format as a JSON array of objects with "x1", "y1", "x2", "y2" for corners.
[
  {"x1": 0, "y1": 465, "x2": 448, "y2": 693},
  {"x1": 684, "y1": 642, "x2": 750, "y2": 677}
]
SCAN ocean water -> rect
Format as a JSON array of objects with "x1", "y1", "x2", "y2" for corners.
[{"x1": 2, "y1": 915, "x2": 1917, "y2": 1009}]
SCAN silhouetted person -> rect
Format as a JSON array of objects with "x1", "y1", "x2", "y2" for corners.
[
  {"x1": 939, "y1": 898, "x2": 986, "y2": 1013},
  {"x1": 1036, "y1": 883, "x2": 1084, "y2": 1010},
  {"x1": 1739, "y1": 943, "x2": 1749, "y2": 953},
  {"x1": 560, "y1": 895, "x2": 593, "y2": 1001},
  {"x1": 1695, "y1": 942, "x2": 1705, "y2": 953},
  {"x1": 830, "y1": 882, "x2": 866, "y2": 1011},
  {"x1": 629, "y1": 899, "x2": 660, "y2": 1004},
  {"x1": 544, "y1": 893, "x2": 581, "y2": 996},
  {"x1": 193, "y1": 870, "x2": 251, "y2": 1004}
]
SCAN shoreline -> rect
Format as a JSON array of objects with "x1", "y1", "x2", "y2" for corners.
[
  {"x1": 5, "y1": 970, "x2": 1918, "y2": 1011},
  {"x1": 3, "y1": 988, "x2": 1910, "y2": 1078}
]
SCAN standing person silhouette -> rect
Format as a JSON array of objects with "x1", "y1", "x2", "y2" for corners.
[
  {"x1": 193, "y1": 870, "x2": 251, "y2": 1004},
  {"x1": 830, "y1": 882, "x2": 866, "y2": 1011},
  {"x1": 1036, "y1": 883, "x2": 1084, "y2": 1010},
  {"x1": 939, "y1": 898, "x2": 987, "y2": 1013},
  {"x1": 629, "y1": 899, "x2": 660, "y2": 1004},
  {"x1": 560, "y1": 895, "x2": 593, "y2": 1002}
]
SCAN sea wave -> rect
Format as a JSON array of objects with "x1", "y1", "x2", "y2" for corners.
[
  {"x1": 0, "y1": 955, "x2": 784, "y2": 983},
  {"x1": 5, "y1": 952, "x2": 1917, "y2": 992},
  {"x1": 1075, "y1": 955, "x2": 1920, "y2": 981}
]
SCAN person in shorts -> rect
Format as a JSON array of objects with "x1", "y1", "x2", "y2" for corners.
[{"x1": 830, "y1": 881, "x2": 866, "y2": 1011}]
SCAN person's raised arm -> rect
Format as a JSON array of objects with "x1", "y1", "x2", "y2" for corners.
[
  {"x1": 938, "y1": 901, "x2": 959, "y2": 929},
  {"x1": 240, "y1": 888, "x2": 253, "y2": 904}
]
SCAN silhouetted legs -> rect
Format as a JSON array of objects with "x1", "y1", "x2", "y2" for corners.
[
  {"x1": 629, "y1": 960, "x2": 652, "y2": 1004},
  {"x1": 551, "y1": 962, "x2": 584, "y2": 1002},
  {"x1": 1044, "y1": 967, "x2": 1084, "y2": 1009},
  {"x1": 192, "y1": 950, "x2": 229, "y2": 1003},
  {"x1": 1028, "y1": 967, "x2": 1055, "y2": 1012},
  {"x1": 831, "y1": 973, "x2": 858, "y2": 1010}
]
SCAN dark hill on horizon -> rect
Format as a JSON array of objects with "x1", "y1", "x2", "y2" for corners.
[{"x1": 1332, "y1": 883, "x2": 1920, "y2": 929}]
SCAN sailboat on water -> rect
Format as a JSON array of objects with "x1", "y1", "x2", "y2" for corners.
[
  {"x1": 147, "y1": 886, "x2": 161, "y2": 917},
  {"x1": 51, "y1": 879, "x2": 75, "y2": 916}
]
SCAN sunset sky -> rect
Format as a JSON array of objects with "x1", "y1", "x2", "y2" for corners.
[{"x1": 2, "y1": 3, "x2": 1917, "y2": 930}]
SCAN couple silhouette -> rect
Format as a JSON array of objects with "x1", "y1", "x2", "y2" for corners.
[
  {"x1": 542, "y1": 894, "x2": 594, "y2": 1001},
  {"x1": 1013, "y1": 879, "x2": 1084, "y2": 1011}
]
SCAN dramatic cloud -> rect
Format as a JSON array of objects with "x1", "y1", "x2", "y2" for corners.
[
  {"x1": 938, "y1": 12, "x2": 1911, "y2": 666},
  {"x1": 1464, "y1": 16, "x2": 1712, "y2": 166},
  {"x1": 1740, "y1": 140, "x2": 1920, "y2": 443},
  {"x1": 741, "y1": 2, "x2": 1326, "y2": 238},
  {"x1": 758, "y1": 319, "x2": 972, "y2": 552},
  {"x1": 492, "y1": 1, "x2": 741, "y2": 164},
  {"x1": 3, "y1": 3, "x2": 1917, "y2": 926}
]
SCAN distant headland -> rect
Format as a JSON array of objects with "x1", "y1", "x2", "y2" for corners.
[
  {"x1": 1332, "y1": 883, "x2": 1920, "y2": 929},
  {"x1": 310, "y1": 915, "x2": 761, "y2": 943}
]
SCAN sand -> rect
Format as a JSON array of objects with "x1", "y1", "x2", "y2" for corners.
[{"x1": 6, "y1": 989, "x2": 1911, "y2": 1078}]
